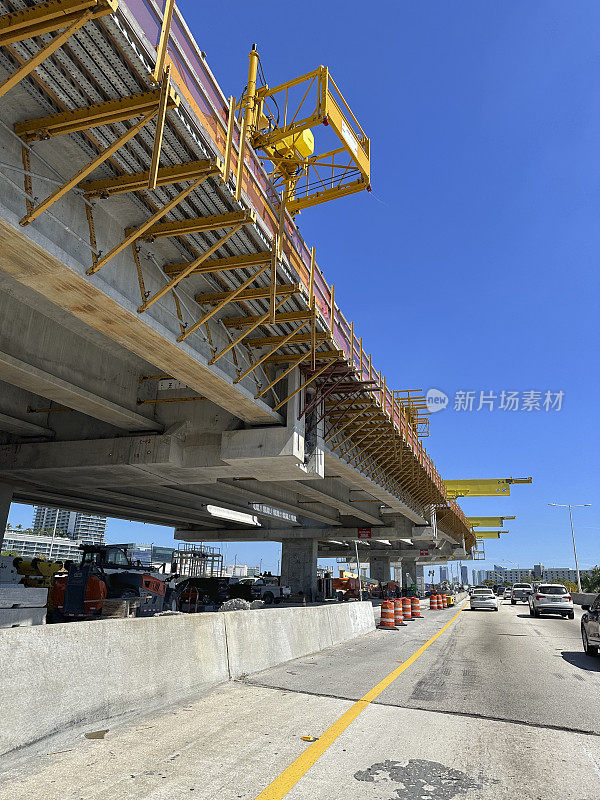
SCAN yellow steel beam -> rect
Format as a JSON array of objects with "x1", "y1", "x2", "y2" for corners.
[
  {"x1": 272, "y1": 360, "x2": 333, "y2": 412},
  {"x1": 264, "y1": 348, "x2": 344, "y2": 365},
  {"x1": 127, "y1": 210, "x2": 254, "y2": 241},
  {"x1": 210, "y1": 296, "x2": 289, "y2": 367},
  {"x1": 476, "y1": 531, "x2": 505, "y2": 539},
  {"x1": 233, "y1": 321, "x2": 311, "y2": 385},
  {"x1": 87, "y1": 177, "x2": 205, "y2": 275},
  {"x1": 151, "y1": 0, "x2": 175, "y2": 83},
  {"x1": 14, "y1": 88, "x2": 178, "y2": 141},
  {"x1": 222, "y1": 310, "x2": 312, "y2": 328},
  {"x1": 468, "y1": 516, "x2": 516, "y2": 528},
  {"x1": 254, "y1": 351, "x2": 306, "y2": 400},
  {"x1": 195, "y1": 283, "x2": 301, "y2": 306},
  {"x1": 20, "y1": 108, "x2": 157, "y2": 226},
  {"x1": 0, "y1": 0, "x2": 117, "y2": 46},
  {"x1": 287, "y1": 178, "x2": 369, "y2": 215},
  {"x1": 138, "y1": 221, "x2": 249, "y2": 313},
  {"x1": 148, "y1": 64, "x2": 172, "y2": 190},
  {"x1": 0, "y1": 8, "x2": 94, "y2": 101},
  {"x1": 164, "y1": 251, "x2": 269, "y2": 278},
  {"x1": 445, "y1": 477, "x2": 532, "y2": 499},
  {"x1": 177, "y1": 263, "x2": 271, "y2": 344},
  {"x1": 245, "y1": 331, "x2": 330, "y2": 348},
  {"x1": 81, "y1": 158, "x2": 222, "y2": 198}
]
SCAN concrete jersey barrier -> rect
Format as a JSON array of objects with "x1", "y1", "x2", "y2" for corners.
[
  {"x1": 572, "y1": 592, "x2": 598, "y2": 606},
  {"x1": 0, "y1": 602, "x2": 375, "y2": 759}
]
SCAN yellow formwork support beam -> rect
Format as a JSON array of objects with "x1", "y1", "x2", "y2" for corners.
[
  {"x1": 445, "y1": 477, "x2": 532, "y2": 499},
  {"x1": 195, "y1": 284, "x2": 301, "y2": 306},
  {"x1": 468, "y1": 516, "x2": 516, "y2": 528},
  {"x1": 127, "y1": 210, "x2": 254, "y2": 241},
  {"x1": 178, "y1": 263, "x2": 271, "y2": 344},
  {"x1": 81, "y1": 158, "x2": 222, "y2": 198},
  {"x1": 20, "y1": 108, "x2": 158, "y2": 226},
  {"x1": 244, "y1": 331, "x2": 330, "y2": 348},
  {"x1": 0, "y1": 0, "x2": 117, "y2": 46},
  {"x1": 14, "y1": 88, "x2": 179, "y2": 141},
  {"x1": 222, "y1": 310, "x2": 312, "y2": 328},
  {"x1": 0, "y1": 9, "x2": 93, "y2": 101},
  {"x1": 164, "y1": 251, "x2": 267, "y2": 278},
  {"x1": 476, "y1": 531, "x2": 506, "y2": 539}
]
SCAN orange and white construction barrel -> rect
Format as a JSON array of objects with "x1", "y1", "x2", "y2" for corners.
[
  {"x1": 393, "y1": 598, "x2": 406, "y2": 627},
  {"x1": 379, "y1": 599, "x2": 397, "y2": 630},
  {"x1": 411, "y1": 596, "x2": 422, "y2": 618},
  {"x1": 402, "y1": 596, "x2": 413, "y2": 621}
]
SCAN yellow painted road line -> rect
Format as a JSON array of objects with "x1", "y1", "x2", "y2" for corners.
[{"x1": 254, "y1": 601, "x2": 468, "y2": 800}]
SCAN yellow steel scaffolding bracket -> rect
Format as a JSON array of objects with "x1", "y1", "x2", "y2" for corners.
[
  {"x1": 0, "y1": 0, "x2": 118, "y2": 100},
  {"x1": 468, "y1": 516, "x2": 516, "y2": 528}
]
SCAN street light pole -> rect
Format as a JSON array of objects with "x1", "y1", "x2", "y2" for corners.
[{"x1": 548, "y1": 503, "x2": 590, "y2": 593}]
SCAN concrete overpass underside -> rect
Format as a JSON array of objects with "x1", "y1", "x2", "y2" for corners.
[{"x1": 0, "y1": 0, "x2": 475, "y2": 596}]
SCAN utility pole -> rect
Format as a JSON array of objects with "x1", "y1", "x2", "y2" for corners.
[
  {"x1": 354, "y1": 540, "x2": 363, "y2": 601},
  {"x1": 548, "y1": 503, "x2": 590, "y2": 593}
]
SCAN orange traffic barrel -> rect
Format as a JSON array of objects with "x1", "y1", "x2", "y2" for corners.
[
  {"x1": 429, "y1": 595, "x2": 437, "y2": 610},
  {"x1": 393, "y1": 598, "x2": 406, "y2": 627},
  {"x1": 442, "y1": 594, "x2": 448, "y2": 608},
  {"x1": 411, "y1": 596, "x2": 422, "y2": 618},
  {"x1": 402, "y1": 596, "x2": 413, "y2": 621},
  {"x1": 379, "y1": 600, "x2": 397, "y2": 630},
  {"x1": 433, "y1": 595, "x2": 441, "y2": 610}
]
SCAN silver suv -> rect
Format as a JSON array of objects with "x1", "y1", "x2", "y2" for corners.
[
  {"x1": 511, "y1": 582, "x2": 533, "y2": 604},
  {"x1": 528, "y1": 584, "x2": 574, "y2": 619}
]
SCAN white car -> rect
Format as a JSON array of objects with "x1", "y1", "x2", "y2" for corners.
[
  {"x1": 470, "y1": 588, "x2": 499, "y2": 611},
  {"x1": 503, "y1": 588, "x2": 512, "y2": 599},
  {"x1": 528, "y1": 584, "x2": 574, "y2": 619}
]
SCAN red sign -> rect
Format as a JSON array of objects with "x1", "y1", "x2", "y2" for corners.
[
  {"x1": 358, "y1": 527, "x2": 372, "y2": 539},
  {"x1": 420, "y1": 549, "x2": 429, "y2": 556}
]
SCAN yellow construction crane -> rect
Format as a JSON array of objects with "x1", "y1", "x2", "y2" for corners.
[
  {"x1": 444, "y1": 477, "x2": 532, "y2": 499},
  {"x1": 468, "y1": 516, "x2": 515, "y2": 528},
  {"x1": 230, "y1": 45, "x2": 371, "y2": 215}
]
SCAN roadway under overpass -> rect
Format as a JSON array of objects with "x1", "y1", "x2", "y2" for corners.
[{"x1": 0, "y1": 0, "x2": 475, "y2": 596}]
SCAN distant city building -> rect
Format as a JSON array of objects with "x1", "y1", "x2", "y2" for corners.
[
  {"x1": 482, "y1": 565, "x2": 590, "y2": 584},
  {"x1": 2, "y1": 528, "x2": 83, "y2": 561},
  {"x1": 32, "y1": 506, "x2": 106, "y2": 545},
  {"x1": 439, "y1": 566, "x2": 448, "y2": 582},
  {"x1": 461, "y1": 565, "x2": 468, "y2": 584}
]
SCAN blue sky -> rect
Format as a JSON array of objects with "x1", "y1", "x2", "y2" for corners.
[{"x1": 8, "y1": 1, "x2": 599, "y2": 576}]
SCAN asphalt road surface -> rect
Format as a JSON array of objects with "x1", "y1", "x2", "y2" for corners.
[{"x1": 2, "y1": 598, "x2": 600, "y2": 800}]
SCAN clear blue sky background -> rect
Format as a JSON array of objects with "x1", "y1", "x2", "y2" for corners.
[{"x1": 9, "y1": 0, "x2": 599, "y2": 577}]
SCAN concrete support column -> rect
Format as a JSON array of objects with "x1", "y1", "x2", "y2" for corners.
[
  {"x1": 403, "y1": 558, "x2": 418, "y2": 588},
  {"x1": 370, "y1": 555, "x2": 392, "y2": 583},
  {"x1": 281, "y1": 538, "x2": 318, "y2": 601},
  {"x1": 0, "y1": 484, "x2": 13, "y2": 551}
]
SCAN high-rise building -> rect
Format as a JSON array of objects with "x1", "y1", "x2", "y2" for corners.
[
  {"x1": 33, "y1": 506, "x2": 107, "y2": 545},
  {"x1": 2, "y1": 528, "x2": 83, "y2": 560},
  {"x1": 439, "y1": 566, "x2": 448, "y2": 582},
  {"x1": 460, "y1": 565, "x2": 468, "y2": 584}
]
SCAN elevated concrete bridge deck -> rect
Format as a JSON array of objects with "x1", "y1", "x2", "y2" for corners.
[{"x1": 0, "y1": 0, "x2": 475, "y2": 591}]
